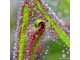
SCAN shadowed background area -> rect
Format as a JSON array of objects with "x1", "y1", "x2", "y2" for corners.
[{"x1": 10, "y1": 0, "x2": 70, "y2": 60}]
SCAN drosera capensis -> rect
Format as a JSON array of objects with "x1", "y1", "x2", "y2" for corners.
[
  {"x1": 35, "y1": 0, "x2": 70, "y2": 48},
  {"x1": 18, "y1": 4, "x2": 29, "y2": 60},
  {"x1": 13, "y1": 0, "x2": 70, "y2": 60}
]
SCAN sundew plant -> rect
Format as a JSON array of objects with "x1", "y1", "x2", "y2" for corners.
[{"x1": 13, "y1": 0, "x2": 70, "y2": 60}]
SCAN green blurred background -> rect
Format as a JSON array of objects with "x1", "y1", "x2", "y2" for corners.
[{"x1": 10, "y1": 0, "x2": 70, "y2": 60}]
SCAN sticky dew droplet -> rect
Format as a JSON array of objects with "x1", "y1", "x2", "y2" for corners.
[
  {"x1": 35, "y1": 55, "x2": 37, "y2": 57},
  {"x1": 46, "y1": 50, "x2": 48, "y2": 52},
  {"x1": 43, "y1": 56, "x2": 45, "y2": 58},
  {"x1": 47, "y1": 46, "x2": 49, "y2": 48},
  {"x1": 67, "y1": 51, "x2": 69, "y2": 54},
  {"x1": 45, "y1": 52, "x2": 47, "y2": 54},
  {"x1": 59, "y1": 43, "x2": 61, "y2": 45},
  {"x1": 66, "y1": 48, "x2": 68, "y2": 50},
  {"x1": 47, "y1": 35, "x2": 50, "y2": 38},
  {"x1": 52, "y1": 38, "x2": 55, "y2": 41},
  {"x1": 63, "y1": 45, "x2": 66, "y2": 47},
  {"x1": 13, "y1": 56, "x2": 15, "y2": 59},
  {"x1": 62, "y1": 50, "x2": 65, "y2": 53}
]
